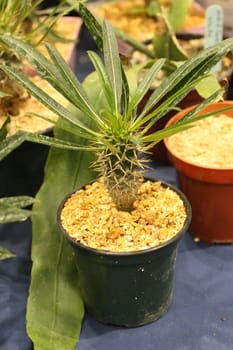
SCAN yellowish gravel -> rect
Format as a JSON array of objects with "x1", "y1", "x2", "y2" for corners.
[
  {"x1": 61, "y1": 178, "x2": 187, "y2": 252},
  {"x1": 167, "y1": 114, "x2": 233, "y2": 169}
]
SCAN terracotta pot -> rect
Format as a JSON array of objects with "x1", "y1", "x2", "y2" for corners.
[
  {"x1": 164, "y1": 101, "x2": 233, "y2": 243},
  {"x1": 57, "y1": 177, "x2": 191, "y2": 327},
  {"x1": 137, "y1": 47, "x2": 233, "y2": 164}
]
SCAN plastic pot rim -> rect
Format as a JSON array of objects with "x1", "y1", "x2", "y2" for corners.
[{"x1": 57, "y1": 176, "x2": 192, "y2": 258}]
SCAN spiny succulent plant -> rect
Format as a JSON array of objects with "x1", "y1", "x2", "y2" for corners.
[
  {"x1": 0, "y1": 0, "x2": 78, "y2": 115},
  {"x1": 1, "y1": 4, "x2": 233, "y2": 212}
]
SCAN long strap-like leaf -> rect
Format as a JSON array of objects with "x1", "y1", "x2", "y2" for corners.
[
  {"x1": 0, "y1": 130, "x2": 28, "y2": 161},
  {"x1": 0, "y1": 65, "x2": 100, "y2": 140},
  {"x1": 79, "y1": 3, "x2": 103, "y2": 51},
  {"x1": 27, "y1": 121, "x2": 96, "y2": 350},
  {"x1": 103, "y1": 20, "x2": 122, "y2": 116},
  {"x1": 26, "y1": 74, "x2": 107, "y2": 349}
]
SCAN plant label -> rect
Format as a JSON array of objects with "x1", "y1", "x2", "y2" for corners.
[{"x1": 204, "y1": 5, "x2": 224, "y2": 73}]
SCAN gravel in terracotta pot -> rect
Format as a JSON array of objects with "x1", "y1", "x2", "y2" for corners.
[{"x1": 164, "y1": 101, "x2": 233, "y2": 243}]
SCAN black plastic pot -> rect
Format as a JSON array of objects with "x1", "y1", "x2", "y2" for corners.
[{"x1": 57, "y1": 178, "x2": 191, "y2": 327}]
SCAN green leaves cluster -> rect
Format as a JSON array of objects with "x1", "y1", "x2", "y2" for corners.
[
  {"x1": 0, "y1": 4, "x2": 233, "y2": 209},
  {"x1": 0, "y1": 0, "x2": 78, "y2": 53}
]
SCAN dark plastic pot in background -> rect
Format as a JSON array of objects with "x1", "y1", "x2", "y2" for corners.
[
  {"x1": 57, "y1": 178, "x2": 192, "y2": 327},
  {"x1": 164, "y1": 102, "x2": 233, "y2": 243},
  {"x1": 0, "y1": 129, "x2": 51, "y2": 197}
]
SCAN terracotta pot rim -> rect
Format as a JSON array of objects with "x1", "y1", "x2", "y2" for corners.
[
  {"x1": 57, "y1": 176, "x2": 192, "y2": 258},
  {"x1": 164, "y1": 102, "x2": 233, "y2": 184}
]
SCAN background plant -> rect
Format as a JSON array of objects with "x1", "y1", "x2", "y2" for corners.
[
  {"x1": 84, "y1": 0, "x2": 220, "y2": 98},
  {"x1": 0, "y1": 0, "x2": 78, "y2": 115},
  {"x1": 99, "y1": 0, "x2": 192, "y2": 62}
]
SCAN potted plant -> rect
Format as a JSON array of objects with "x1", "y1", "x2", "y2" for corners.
[
  {"x1": 1, "y1": 2, "x2": 233, "y2": 346},
  {"x1": 0, "y1": 0, "x2": 82, "y2": 197},
  {"x1": 86, "y1": 0, "x2": 232, "y2": 163},
  {"x1": 164, "y1": 101, "x2": 233, "y2": 243},
  {"x1": 89, "y1": 0, "x2": 205, "y2": 43}
]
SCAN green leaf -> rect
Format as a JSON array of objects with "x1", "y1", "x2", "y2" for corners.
[
  {"x1": 153, "y1": 31, "x2": 188, "y2": 61},
  {"x1": 45, "y1": 43, "x2": 105, "y2": 127},
  {"x1": 26, "y1": 73, "x2": 106, "y2": 350},
  {"x1": 138, "y1": 37, "x2": 233, "y2": 122},
  {"x1": 0, "y1": 196, "x2": 34, "y2": 223},
  {"x1": 167, "y1": 0, "x2": 192, "y2": 32},
  {"x1": 0, "y1": 64, "x2": 100, "y2": 140},
  {"x1": 79, "y1": 3, "x2": 103, "y2": 51},
  {"x1": 0, "y1": 130, "x2": 28, "y2": 161},
  {"x1": 0, "y1": 246, "x2": 15, "y2": 260},
  {"x1": 103, "y1": 20, "x2": 122, "y2": 115},
  {"x1": 26, "y1": 132, "x2": 101, "y2": 151},
  {"x1": 0, "y1": 116, "x2": 10, "y2": 141},
  {"x1": 114, "y1": 26, "x2": 155, "y2": 58},
  {"x1": 127, "y1": 58, "x2": 166, "y2": 118},
  {"x1": 141, "y1": 87, "x2": 227, "y2": 146},
  {"x1": 195, "y1": 74, "x2": 222, "y2": 99},
  {"x1": 27, "y1": 122, "x2": 94, "y2": 350}
]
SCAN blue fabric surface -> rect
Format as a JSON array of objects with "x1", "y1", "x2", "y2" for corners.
[{"x1": 0, "y1": 162, "x2": 233, "y2": 350}]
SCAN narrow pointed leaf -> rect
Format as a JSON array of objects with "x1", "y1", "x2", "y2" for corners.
[
  {"x1": 45, "y1": 44, "x2": 105, "y2": 126},
  {"x1": 0, "y1": 196, "x2": 34, "y2": 223},
  {"x1": 0, "y1": 246, "x2": 15, "y2": 260},
  {"x1": 0, "y1": 65, "x2": 100, "y2": 139},
  {"x1": 0, "y1": 208, "x2": 32, "y2": 223},
  {"x1": 87, "y1": 50, "x2": 113, "y2": 112},
  {"x1": 141, "y1": 88, "x2": 230, "y2": 144},
  {"x1": 0, "y1": 130, "x2": 28, "y2": 161},
  {"x1": 127, "y1": 58, "x2": 166, "y2": 117},
  {"x1": 26, "y1": 73, "x2": 109, "y2": 350},
  {"x1": 26, "y1": 132, "x2": 101, "y2": 151},
  {"x1": 168, "y1": 0, "x2": 192, "y2": 31},
  {"x1": 140, "y1": 37, "x2": 233, "y2": 118},
  {"x1": 79, "y1": 3, "x2": 103, "y2": 51},
  {"x1": 103, "y1": 20, "x2": 122, "y2": 114},
  {"x1": 0, "y1": 34, "x2": 61, "y2": 79},
  {"x1": 0, "y1": 116, "x2": 10, "y2": 141}
]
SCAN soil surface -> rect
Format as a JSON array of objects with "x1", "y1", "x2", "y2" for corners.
[
  {"x1": 167, "y1": 114, "x2": 233, "y2": 169},
  {"x1": 61, "y1": 178, "x2": 187, "y2": 252}
]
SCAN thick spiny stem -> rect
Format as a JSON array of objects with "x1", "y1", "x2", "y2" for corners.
[{"x1": 95, "y1": 144, "x2": 145, "y2": 212}]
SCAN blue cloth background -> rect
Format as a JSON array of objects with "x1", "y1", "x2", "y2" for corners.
[
  {"x1": 1, "y1": 162, "x2": 233, "y2": 350},
  {"x1": 1, "y1": 10, "x2": 233, "y2": 349}
]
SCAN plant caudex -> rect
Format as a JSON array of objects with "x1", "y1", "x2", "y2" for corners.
[
  {"x1": 0, "y1": 0, "x2": 79, "y2": 115},
  {"x1": 1, "y1": 5, "x2": 233, "y2": 211}
]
